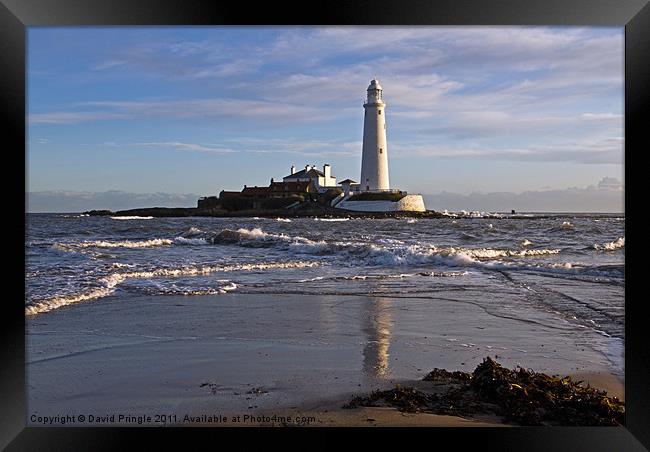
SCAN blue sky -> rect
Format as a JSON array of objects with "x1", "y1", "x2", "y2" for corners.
[{"x1": 28, "y1": 26, "x2": 624, "y2": 207}]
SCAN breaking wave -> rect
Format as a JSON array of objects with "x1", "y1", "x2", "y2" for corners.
[
  {"x1": 173, "y1": 237, "x2": 210, "y2": 246},
  {"x1": 25, "y1": 260, "x2": 320, "y2": 316},
  {"x1": 54, "y1": 235, "x2": 215, "y2": 250},
  {"x1": 594, "y1": 237, "x2": 625, "y2": 251},
  {"x1": 207, "y1": 227, "x2": 565, "y2": 267},
  {"x1": 181, "y1": 227, "x2": 204, "y2": 236},
  {"x1": 54, "y1": 239, "x2": 174, "y2": 250},
  {"x1": 341, "y1": 271, "x2": 468, "y2": 280},
  {"x1": 441, "y1": 210, "x2": 504, "y2": 218},
  {"x1": 110, "y1": 216, "x2": 154, "y2": 220},
  {"x1": 141, "y1": 281, "x2": 239, "y2": 296}
]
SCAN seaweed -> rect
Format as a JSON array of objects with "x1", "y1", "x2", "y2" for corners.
[
  {"x1": 344, "y1": 357, "x2": 625, "y2": 426},
  {"x1": 422, "y1": 368, "x2": 473, "y2": 382},
  {"x1": 345, "y1": 385, "x2": 434, "y2": 413},
  {"x1": 470, "y1": 357, "x2": 625, "y2": 426}
]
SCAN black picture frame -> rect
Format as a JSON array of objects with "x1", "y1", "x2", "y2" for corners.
[{"x1": 3, "y1": 0, "x2": 647, "y2": 449}]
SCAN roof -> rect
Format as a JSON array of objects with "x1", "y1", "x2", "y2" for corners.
[
  {"x1": 241, "y1": 186, "x2": 271, "y2": 196},
  {"x1": 270, "y1": 181, "x2": 310, "y2": 192},
  {"x1": 284, "y1": 167, "x2": 325, "y2": 179},
  {"x1": 339, "y1": 179, "x2": 358, "y2": 184},
  {"x1": 368, "y1": 79, "x2": 382, "y2": 91},
  {"x1": 219, "y1": 191, "x2": 243, "y2": 199}
]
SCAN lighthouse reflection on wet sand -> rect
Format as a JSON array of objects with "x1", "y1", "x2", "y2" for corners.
[{"x1": 360, "y1": 79, "x2": 390, "y2": 192}]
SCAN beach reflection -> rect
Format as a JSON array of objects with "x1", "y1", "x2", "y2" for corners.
[{"x1": 361, "y1": 297, "x2": 393, "y2": 378}]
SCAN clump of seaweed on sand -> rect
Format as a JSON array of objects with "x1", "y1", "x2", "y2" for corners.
[{"x1": 344, "y1": 357, "x2": 624, "y2": 426}]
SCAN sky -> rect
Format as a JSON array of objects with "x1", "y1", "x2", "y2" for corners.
[{"x1": 27, "y1": 26, "x2": 624, "y2": 212}]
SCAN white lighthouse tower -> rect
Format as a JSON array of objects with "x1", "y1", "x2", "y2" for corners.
[
  {"x1": 360, "y1": 79, "x2": 390, "y2": 192},
  {"x1": 334, "y1": 79, "x2": 427, "y2": 212}
]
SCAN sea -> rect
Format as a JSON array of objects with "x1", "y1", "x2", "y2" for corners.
[{"x1": 25, "y1": 212, "x2": 625, "y2": 371}]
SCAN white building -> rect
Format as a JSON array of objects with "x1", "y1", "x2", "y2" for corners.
[
  {"x1": 360, "y1": 79, "x2": 390, "y2": 192},
  {"x1": 334, "y1": 79, "x2": 427, "y2": 213},
  {"x1": 283, "y1": 164, "x2": 337, "y2": 192}
]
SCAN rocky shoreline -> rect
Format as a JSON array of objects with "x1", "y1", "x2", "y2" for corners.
[
  {"x1": 83, "y1": 204, "x2": 448, "y2": 219},
  {"x1": 82, "y1": 206, "x2": 586, "y2": 220}
]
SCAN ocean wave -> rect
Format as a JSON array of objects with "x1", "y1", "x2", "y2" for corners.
[
  {"x1": 143, "y1": 281, "x2": 239, "y2": 296},
  {"x1": 204, "y1": 227, "x2": 623, "y2": 278},
  {"x1": 442, "y1": 210, "x2": 504, "y2": 218},
  {"x1": 342, "y1": 271, "x2": 468, "y2": 280},
  {"x1": 111, "y1": 262, "x2": 136, "y2": 269},
  {"x1": 298, "y1": 276, "x2": 325, "y2": 283},
  {"x1": 25, "y1": 286, "x2": 118, "y2": 316},
  {"x1": 173, "y1": 237, "x2": 209, "y2": 246},
  {"x1": 480, "y1": 261, "x2": 624, "y2": 278},
  {"x1": 314, "y1": 218, "x2": 350, "y2": 222},
  {"x1": 207, "y1": 227, "x2": 563, "y2": 266},
  {"x1": 210, "y1": 228, "x2": 322, "y2": 249},
  {"x1": 453, "y1": 247, "x2": 561, "y2": 258},
  {"x1": 181, "y1": 227, "x2": 204, "y2": 237},
  {"x1": 25, "y1": 260, "x2": 320, "y2": 316},
  {"x1": 594, "y1": 237, "x2": 625, "y2": 251},
  {"x1": 276, "y1": 218, "x2": 292, "y2": 222},
  {"x1": 110, "y1": 216, "x2": 154, "y2": 220},
  {"x1": 54, "y1": 238, "x2": 174, "y2": 250}
]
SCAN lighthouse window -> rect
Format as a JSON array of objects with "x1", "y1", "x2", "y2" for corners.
[
  {"x1": 379, "y1": 148, "x2": 383, "y2": 154},
  {"x1": 378, "y1": 110, "x2": 381, "y2": 115}
]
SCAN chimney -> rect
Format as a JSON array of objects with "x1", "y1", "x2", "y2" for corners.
[
  {"x1": 323, "y1": 164, "x2": 331, "y2": 181},
  {"x1": 290, "y1": 165, "x2": 295, "y2": 175},
  {"x1": 305, "y1": 164, "x2": 310, "y2": 171}
]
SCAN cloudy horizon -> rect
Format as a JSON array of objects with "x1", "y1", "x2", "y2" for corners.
[
  {"x1": 28, "y1": 175, "x2": 623, "y2": 213},
  {"x1": 28, "y1": 26, "x2": 624, "y2": 211}
]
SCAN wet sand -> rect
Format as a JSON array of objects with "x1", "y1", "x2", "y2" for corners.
[{"x1": 26, "y1": 293, "x2": 623, "y2": 426}]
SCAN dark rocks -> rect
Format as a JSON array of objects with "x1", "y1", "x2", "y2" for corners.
[
  {"x1": 83, "y1": 210, "x2": 113, "y2": 216},
  {"x1": 86, "y1": 204, "x2": 447, "y2": 219}
]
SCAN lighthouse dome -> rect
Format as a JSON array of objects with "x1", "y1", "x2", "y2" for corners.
[{"x1": 367, "y1": 79, "x2": 382, "y2": 90}]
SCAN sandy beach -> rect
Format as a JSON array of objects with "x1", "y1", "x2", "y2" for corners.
[{"x1": 26, "y1": 292, "x2": 623, "y2": 427}]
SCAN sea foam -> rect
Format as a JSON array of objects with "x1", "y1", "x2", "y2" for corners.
[
  {"x1": 207, "y1": 227, "x2": 564, "y2": 268},
  {"x1": 594, "y1": 237, "x2": 625, "y2": 251},
  {"x1": 54, "y1": 239, "x2": 174, "y2": 250},
  {"x1": 25, "y1": 260, "x2": 320, "y2": 316},
  {"x1": 110, "y1": 216, "x2": 154, "y2": 220}
]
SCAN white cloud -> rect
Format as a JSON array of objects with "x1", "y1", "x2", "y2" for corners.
[
  {"x1": 131, "y1": 142, "x2": 236, "y2": 154},
  {"x1": 29, "y1": 27, "x2": 623, "y2": 168},
  {"x1": 131, "y1": 138, "x2": 360, "y2": 157},
  {"x1": 29, "y1": 111, "x2": 129, "y2": 124}
]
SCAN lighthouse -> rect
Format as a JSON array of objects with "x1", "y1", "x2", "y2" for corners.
[
  {"x1": 360, "y1": 79, "x2": 390, "y2": 192},
  {"x1": 334, "y1": 79, "x2": 426, "y2": 212}
]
